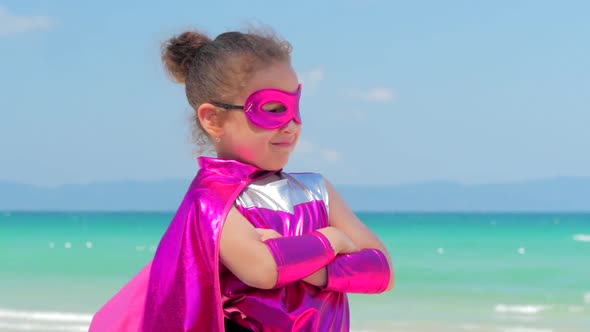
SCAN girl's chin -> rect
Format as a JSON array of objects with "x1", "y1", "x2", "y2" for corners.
[{"x1": 257, "y1": 158, "x2": 290, "y2": 172}]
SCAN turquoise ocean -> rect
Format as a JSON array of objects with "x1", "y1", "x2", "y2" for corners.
[{"x1": 0, "y1": 212, "x2": 588, "y2": 332}]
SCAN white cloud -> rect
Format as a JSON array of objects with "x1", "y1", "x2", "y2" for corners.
[
  {"x1": 320, "y1": 149, "x2": 341, "y2": 161},
  {"x1": 365, "y1": 87, "x2": 396, "y2": 102},
  {"x1": 295, "y1": 140, "x2": 317, "y2": 154},
  {"x1": 295, "y1": 139, "x2": 341, "y2": 162},
  {"x1": 0, "y1": 6, "x2": 56, "y2": 37},
  {"x1": 351, "y1": 87, "x2": 396, "y2": 103},
  {"x1": 299, "y1": 68, "x2": 324, "y2": 91}
]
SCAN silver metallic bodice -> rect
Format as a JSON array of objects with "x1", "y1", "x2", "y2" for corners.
[{"x1": 235, "y1": 172, "x2": 330, "y2": 216}]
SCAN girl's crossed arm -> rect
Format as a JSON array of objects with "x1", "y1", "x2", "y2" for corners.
[
  {"x1": 220, "y1": 206, "x2": 357, "y2": 289},
  {"x1": 303, "y1": 179, "x2": 395, "y2": 292}
]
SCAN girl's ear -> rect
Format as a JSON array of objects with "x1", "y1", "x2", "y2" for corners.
[{"x1": 197, "y1": 103, "x2": 225, "y2": 137}]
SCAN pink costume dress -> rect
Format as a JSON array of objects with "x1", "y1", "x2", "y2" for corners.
[
  {"x1": 89, "y1": 157, "x2": 391, "y2": 332},
  {"x1": 222, "y1": 172, "x2": 348, "y2": 331}
]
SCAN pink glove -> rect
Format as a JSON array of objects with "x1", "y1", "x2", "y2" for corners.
[
  {"x1": 264, "y1": 231, "x2": 336, "y2": 288},
  {"x1": 324, "y1": 248, "x2": 391, "y2": 293}
]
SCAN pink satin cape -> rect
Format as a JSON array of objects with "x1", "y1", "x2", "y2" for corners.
[{"x1": 89, "y1": 157, "x2": 273, "y2": 332}]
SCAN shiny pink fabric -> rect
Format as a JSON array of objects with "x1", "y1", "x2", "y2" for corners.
[
  {"x1": 89, "y1": 262, "x2": 152, "y2": 331},
  {"x1": 243, "y1": 84, "x2": 302, "y2": 129},
  {"x1": 264, "y1": 231, "x2": 335, "y2": 288},
  {"x1": 325, "y1": 249, "x2": 391, "y2": 293},
  {"x1": 89, "y1": 157, "x2": 272, "y2": 332},
  {"x1": 223, "y1": 200, "x2": 349, "y2": 331}
]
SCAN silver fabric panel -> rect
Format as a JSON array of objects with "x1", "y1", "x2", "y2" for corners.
[
  {"x1": 288, "y1": 173, "x2": 329, "y2": 215},
  {"x1": 235, "y1": 172, "x2": 329, "y2": 214}
]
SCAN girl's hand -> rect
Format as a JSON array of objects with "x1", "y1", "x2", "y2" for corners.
[
  {"x1": 316, "y1": 226, "x2": 359, "y2": 254},
  {"x1": 334, "y1": 228, "x2": 359, "y2": 254},
  {"x1": 338, "y1": 232, "x2": 360, "y2": 254},
  {"x1": 255, "y1": 228, "x2": 282, "y2": 242},
  {"x1": 323, "y1": 178, "x2": 395, "y2": 291}
]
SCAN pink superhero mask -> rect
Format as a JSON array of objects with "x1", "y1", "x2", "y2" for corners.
[{"x1": 211, "y1": 84, "x2": 302, "y2": 129}]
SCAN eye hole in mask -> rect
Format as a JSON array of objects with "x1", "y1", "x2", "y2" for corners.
[{"x1": 262, "y1": 102, "x2": 288, "y2": 113}]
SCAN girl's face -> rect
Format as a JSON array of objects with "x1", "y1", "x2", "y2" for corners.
[{"x1": 216, "y1": 62, "x2": 301, "y2": 171}]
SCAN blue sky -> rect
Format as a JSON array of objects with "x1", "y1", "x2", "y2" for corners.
[{"x1": 1, "y1": 0, "x2": 589, "y2": 187}]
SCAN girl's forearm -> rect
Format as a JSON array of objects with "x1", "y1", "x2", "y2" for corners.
[
  {"x1": 323, "y1": 249, "x2": 391, "y2": 293},
  {"x1": 302, "y1": 249, "x2": 391, "y2": 292},
  {"x1": 262, "y1": 226, "x2": 359, "y2": 288},
  {"x1": 302, "y1": 267, "x2": 327, "y2": 287},
  {"x1": 263, "y1": 231, "x2": 335, "y2": 288}
]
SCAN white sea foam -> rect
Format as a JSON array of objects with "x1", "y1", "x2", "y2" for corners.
[
  {"x1": 501, "y1": 327, "x2": 553, "y2": 332},
  {"x1": 0, "y1": 322, "x2": 88, "y2": 331},
  {"x1": 573, "y1": 234, "x2": 590, "y2": 242},
  {"x1": 494, "y1": 304, "x2": 550, "y2": 314},
  {"x1": 0, "y1": 308, "x2": 92, "y2": 322},
  {"x1": 584, "y1": 292, "x2": 590, "y2": 304},
  {"x1": 460, "y1": 323, "x2": 483, "y2": 330}
]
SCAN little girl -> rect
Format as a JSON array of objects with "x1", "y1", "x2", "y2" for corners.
[{"x1": 90, "y1": 28, "x2": 394, "y2": 332}]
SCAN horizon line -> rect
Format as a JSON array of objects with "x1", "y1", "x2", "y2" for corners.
[{"x1": 2, "y1": 174, "x2": 590, "y2": 188}]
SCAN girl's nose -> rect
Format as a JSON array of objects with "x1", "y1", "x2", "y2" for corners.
[{"x1": 279, "y1": 119, "x2": 300, "y2": 133}]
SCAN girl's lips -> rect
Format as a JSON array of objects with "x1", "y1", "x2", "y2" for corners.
[
  {"x1": 271, "y1": 136, "x2": 294, "y2": 144},
  {"x1": 271, "y1": 141, "x2": 293, "y2": 147}
]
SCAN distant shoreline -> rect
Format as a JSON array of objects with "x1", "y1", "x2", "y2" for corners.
[
  {"x1": 2, "y1": 210, "x2": 590, "y2": 214},
  {"x1": 2, "y1": 176, "x2": 590, "y2": 212}
]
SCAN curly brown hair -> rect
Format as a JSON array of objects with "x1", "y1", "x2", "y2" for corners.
[{"x1": 161, "y1": 28, "x2": 292, "y2": 152}]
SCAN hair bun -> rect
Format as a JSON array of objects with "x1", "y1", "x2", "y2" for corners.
[{"x1": 162, "y1": 31, "x2": 212, "y2": 83}]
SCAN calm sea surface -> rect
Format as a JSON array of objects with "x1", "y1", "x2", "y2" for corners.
[{"x1": 0, "y1": 212, "x2": 588, "y2": 331}]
